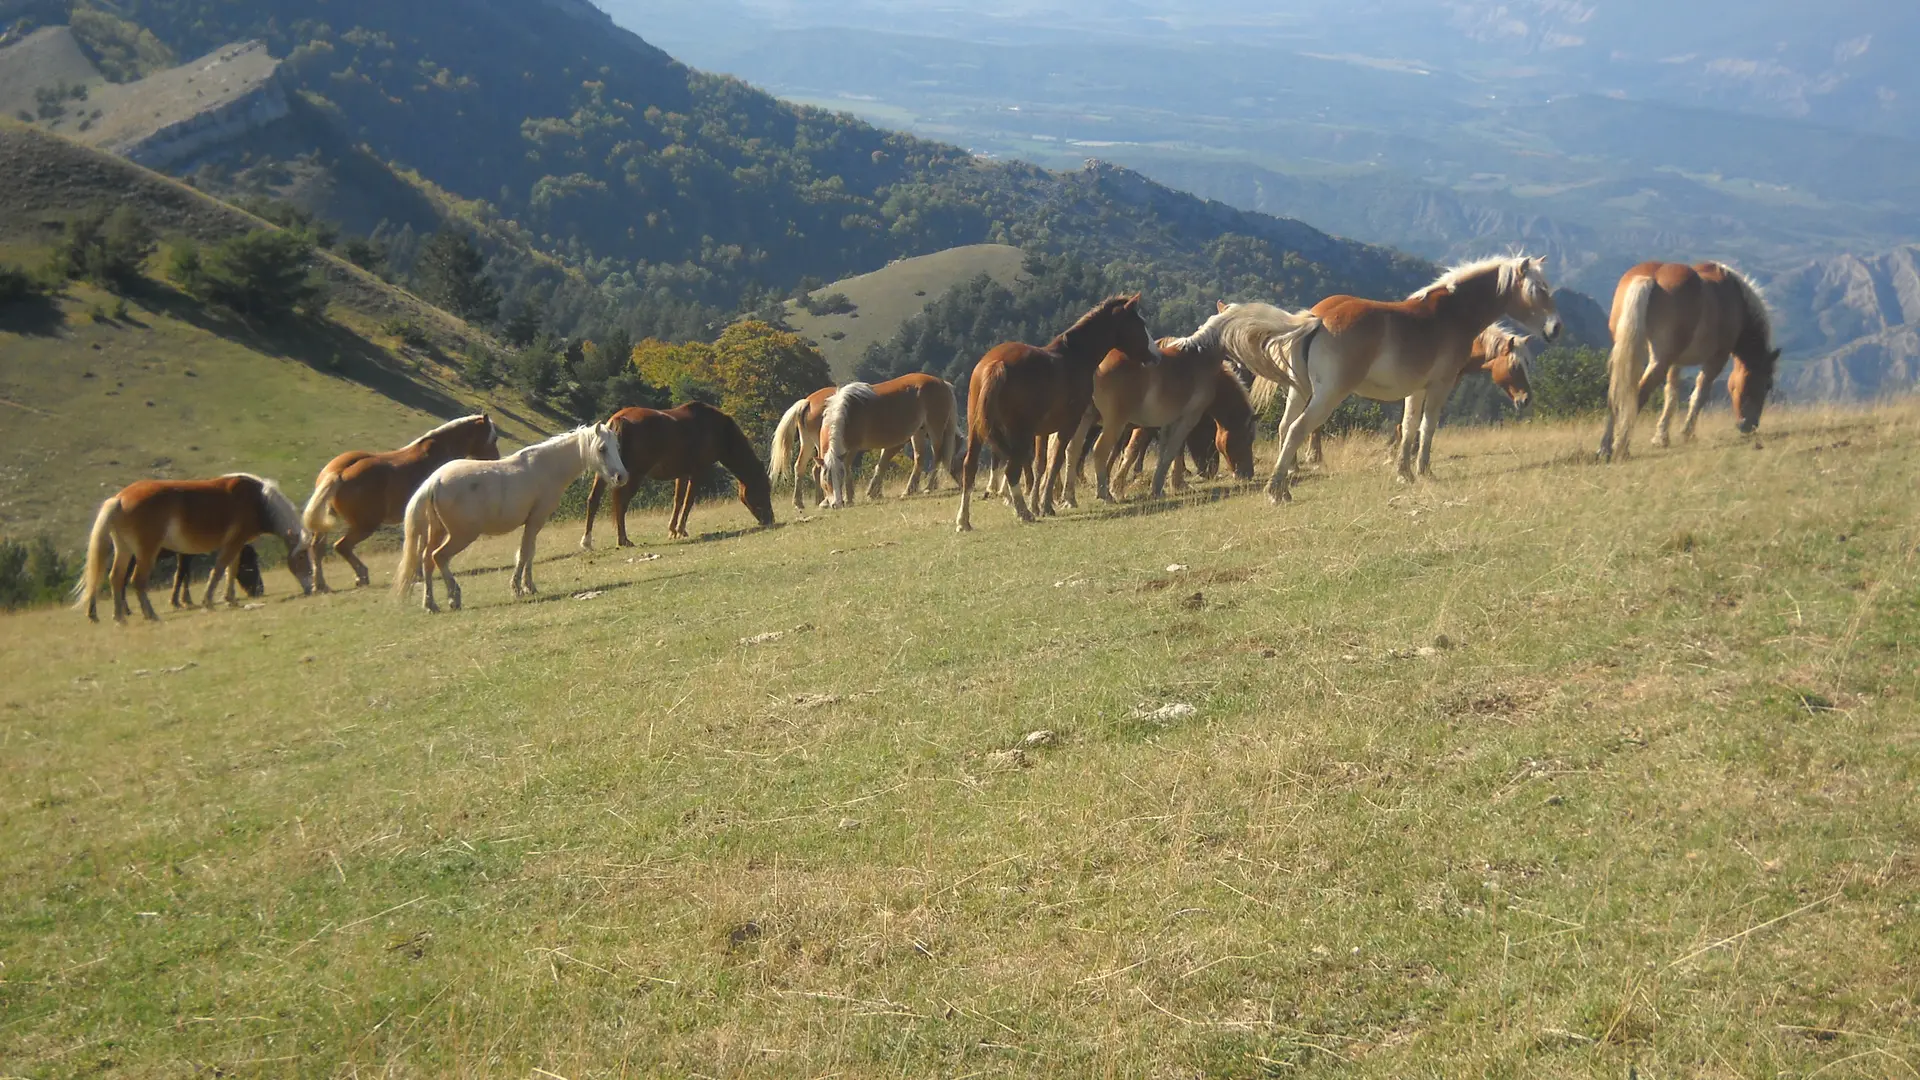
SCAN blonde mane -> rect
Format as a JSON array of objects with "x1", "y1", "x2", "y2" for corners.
[
  {"x1": 406, "y1": 413, "x2": 490, "y2": 449},
  {"x1": 1712, "y1": 261, "x2": 1774, "y2": 344},
  {"x1": 1411, "y1": 255, "x2": 1542, "y2": 302},
  {"x1": 225, "y1": 473, "x2": 309, "y2": 550}
]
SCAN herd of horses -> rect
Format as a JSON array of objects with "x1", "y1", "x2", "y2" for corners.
[{"x1": 72, "y1": 256, "x2": 1780, "y2": 620}]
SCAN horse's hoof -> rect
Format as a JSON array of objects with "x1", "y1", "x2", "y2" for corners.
[{"x1": 618, "y1": 539, "x2": 634, "y2": 548}]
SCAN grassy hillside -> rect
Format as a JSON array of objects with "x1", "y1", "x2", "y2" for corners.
[
  {"x1": 782, "y1": 243, "x2": 1025, "y2": 380},
  {"x1": 3, "y1": 401, "x2": 1916, "y2": 1074},
  {"x1": 0, "y1": 122, "x2": 557, "y2": 541}
]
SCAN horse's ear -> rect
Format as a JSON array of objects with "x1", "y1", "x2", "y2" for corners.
[
  {"x1": 1216, "y1": 300, "x2": 1229, "y2": 314},
  {"x1": 1507, "y1": 334, "x2": 1523, "y2": 353}
]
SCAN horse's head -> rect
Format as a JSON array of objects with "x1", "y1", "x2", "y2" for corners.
[
  {"x1": 286, "y1": 541, "x2": 315, "y2": 596},
  {"x1": 1067, "y1": 294, "x2": 1157, "y2": 364},
  {"x1": 1480, "y1": 330, "x2": 1535, "y2": 413},
  {"x1": 739, "y1": 473, "x2": 776, "y2": 527},
  {"x1": 1505, "y1": 257, "x2": 1562, "y2": 343},
  {"x1": 589, "y1": 422, "x2": 629, "y2": 488},
  {"x1": 475, "y1": 415, "x2": 503, "y2": 461},
  {"x1": 1729, "y1": 347, "x2": 1780, "y2": 434}
]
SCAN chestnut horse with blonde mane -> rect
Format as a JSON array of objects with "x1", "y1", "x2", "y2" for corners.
[
  {"x1": 768, "y1": 386, "x2": 836, "y2": 510},
  {"x1": 1180, "y1": 256, "x2": 1563, "y2": 502},
  {"x1": 581, "y1": 402, "x2": 776, "y2": 547},
  {"x1": 1305, "y1": 322, "x2": 1538, "y2": 465},
  {"x1": 1598, "y1": 261, "x2": 1778, "y2": 462},
  {"x1": 1107, "y1": 361, "x2": 1259, "y2": 495},
  {"x1": 1055, "y1": 335, "x2": 1241, "y2": 505},
  {"x1": 957, "y1": 294, "x2": 1160, "y2": 530},
  {"x1": 302, "y1": 414, "x2": 499, "y2": 590},
  {"x1": 820, "y1": 373, "x2": 961, "y2": 508},
  {"x1": 75, "y1": 474, "x2": 313, "y2": 622}
]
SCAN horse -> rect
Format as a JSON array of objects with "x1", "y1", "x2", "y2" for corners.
[
  {"x1": 956, "y1": 294, "x2": 1160, "y2": 531},
  {"x1": 768, "y1": 386, "x2": 835, "y2": 510},
  {"x1": 1182, "y1": 256, "x2": 1563, "y2": 503},
  {"x1": 1303, "y1": 322, "x2": 1538, "y2": 465},
  {"x1": 820, "y1": 373, "x2": 962, "y2": 508},
  {"x1": 302, "y1": 414, "x2": 500, "y2": 590},
  {"x1": 581, "y1": 402, "x2": 776, "y2": 547},
  {"x1": 394, "y1": 424, "x2": 626, "y2": 612},
  {"x1": 1109, "y1": 362, "x2": 1260, "y2": 495},
  {"x1": 1060, "y1": 337, "x2": 1256, "y2": 505},
  {"x1": 149, "y1": 545, "x2": 262, "y2": 607},
  {"x1": 75, "y1": 475, "x2": 313, "y2": 622},
  {"x1": 1597, "y1": 261, "x2": 1779, "y2": 462}
]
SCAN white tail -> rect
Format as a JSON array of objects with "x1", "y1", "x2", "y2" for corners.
[
  {"x1": 391, "y1": 483, "x2": 432, "y2": 600},
  {"x1": 302, "y1": 466, "x2": 341, "y2": 536},
  {"x1": 1249, "y1": 376, "x2": 1284, "y2": 412},
  {"x1": 1607, "y1": 275, "x2": 1656, "y2": 459},
  {"x1": 767, "y1": 395, "x2": 812, "y2": 483},
  {"x1": 71, "y1": 496, "x2": 120, "y2": 613}
]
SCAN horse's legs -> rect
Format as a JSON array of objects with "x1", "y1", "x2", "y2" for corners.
[
  {"x1": 307, "y1": 524, "x2": 332, "y2": 593},
  {"x1": 1062, "y1": 411, "x2": 1097, "y2": 508},
  {"x1": 1266, "y1": 383, "x2": 1310, "y2": 502},
  {"x1": 108, "y1": 544, "x2": 137, "y2": 622},
  {"x1": 1151, "y1": 406, "x2": 1208, "y2": 499},
  {"x1": 429, "y1": 529, "x2": 474, "y2": 612},
  {"x1": 212, "y1": 542, "x2": 246, "y2": 608},
  {"x1": 1035, "y1": 432, "x2": 1071, "y2": 517},
  {"x1": 334, "y1": 522, "x2": 377, "y2": 587},
  {"x1": 1090, "y1": 418, "x2": 1129, "y2": 504},
  {"x1": 1304, "y1": 430, "x2": 1325, "y2": 467},
  {"x1": 670, "y1": 478, "x2": 692, "y2": 538},
  {"x1": 957, "y1": 432, "x2": 983, "y2": 532},
  {"x1": 1415, "y1": 390, "x2": 1444, "y2": 478},
  {"x1": 1681, "y1": 357, "x2": 1727, "y2": 440},
  {"x1": 613, "y1": 479, "x2": 638, "y2": 548},
  {"x1": 1394, "y1": 390, "x2": 1429, "y2": 484},
  {"x1": 1270, "y1": 382, "x2": 1347, "y2": 504},
  {"x1": 1652, "y1": 365, "x2": 1683, "y2": 448},
  {"x1": 580, "y1": 474, "x2": 607, "y2": 550},
  {"x1": 868, "y1": 445, "x2": 899, "y2": 501},
  {"x1": 512, "y1": 523, "x2": 543, "y2": 597},
  {"x1": 1002, "y1": 435, "x2": 1039, "y2": 524},
  {"x1": 170, "y1": 554, "x2": 191, "y2": 608}
]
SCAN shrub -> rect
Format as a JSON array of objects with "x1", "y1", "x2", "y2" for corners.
[
  {"x1": 178, "y1": 229, "x2": 319, "y2": 319},
  {"x1": 55, "y1": 204, "x2": 155, "y2": 291},
  {"x1": 0, "y1": 263, "x2": 47, "y2": 306},
  {"x1": 1532, "y1": 345, "x2": 1611, "y2": 418},
  {"x1": 803, "y1": 291, "x2": 855, "y2": 316},
  {"x1": 0, "y1": 536, "x2": 77, "y2": 611},
  {"x1": 462, "y1": 346, "x2": 503, "y2": 389},
  {"x1": 381, "y1": 317, "x2": 433, "y2": 348}
]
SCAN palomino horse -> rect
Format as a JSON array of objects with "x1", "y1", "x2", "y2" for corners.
[
  {"x1": 1185, "y1": 256, "x2": 1562, "y2": 503},
  {"x1": 1060, "y1": 339, "x2": 1256, "y2": 505},
  {"x1": 395, "y1": 424, "x2": 626, "y2": 612},
  {"x1": 581, "y1": 402, "x2": 776, "y2": 546},
  {"x1": 302, "y1": 414, "x2": 499, "y2": 590},
  {"x1": 957, "y1": 294, "x2": 1160, "y2": 530},
  {"x1": 1598, "y1": 261, "x2": 1779, "y2": 462},
  {"x1": 820, "y1": 373, "x2": 961, "y2": 508},
  {"x1": 1303, "y1": 322, "x2": 1538, "y2": 465},
  {"x1": 769, "y1": 386, "x2": 835, "y2": 510},
  {"x1": 1108, "y1": 362, "x2": 1259, "y2": 494},
  {"x1": 75, "y1": 474, "x2": 313, "y2": 622}
]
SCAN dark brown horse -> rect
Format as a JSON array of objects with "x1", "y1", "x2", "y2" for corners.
[
  {"x1": 1599, "y1": 261, "x2": 1779, "y2": 461},
  {"x1": 76, "y1": 474, "x2": 313, "y2": 622},
  {"x1": 956, "y1": 294, "x2": 1160, "y2": 530},
  {"x1": 581, "y1": 402, "x2": 776, "y2": 546},
  {"x1": 303, "y1": 414, "x2": 500, "y2": 590}
]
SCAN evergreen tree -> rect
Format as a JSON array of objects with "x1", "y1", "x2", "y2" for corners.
[{"x1": 415, "y1": 229, "x2": 500, "y2": 324}]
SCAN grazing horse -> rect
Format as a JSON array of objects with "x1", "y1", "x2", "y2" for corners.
[
  {"x1": 581, "y1": 402, "x2": 776, "y2": 547},
  {"x1": 957, "y1": 294, "x2": 1160, "y2": 530},
  {"x1": 302, "y1": 414, "x2": 500, "y2": 590},
  {"x1": 1061, "y1": 335, "x2": 1256, "y2": 505},
  {"x1": 1110, "y1": 362, "x2": 1260, "y2": 493},
  {"x1": 768, "y1": 386, "x2": 836, "y2": 510},
  {"x1": 1185, "y1": 256, "x2": 1562, "y2": 503},
  {"x1": 75, "y1": 475, "x2": 313, "y2": 622},
  {"x1": 1598, "y1": 261, "x2": 1779, "y2": 462},
  {"x1": 1304, "y1": 322, "x2": 1538, "y2": 465},
  {"x1": 395, "y1": 424, "x2": 627, "y2": 612},
  {"x1": 820, "y1": 373, "x2": 962, "y2": 508}
]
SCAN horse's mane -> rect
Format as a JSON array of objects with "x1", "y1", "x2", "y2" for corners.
[
  {"x1": 1171, "y1": 303, "x2": 1309, "y2": 377},
  {"x1": 227, "y1": 473, "x2": 307, "y2": 547},
  {"x1": 1049, "y1": 294, "x2": 1137, "y2": 351},
  {"x1": 1711, "y1": 262, "x2": 1777, "y2": 367},
  {"x1": 1411, "y1": 255, "x2": 1536, "y2": 301},
  {"x1": 509, "y1": 425, "x2": 596, "y2": 460},
  {"x1": 1477, "y1": 321, "x2": 1535, "y2": 379},
  {"x1": 406, "y1": 413, "x2": 489, "y2": 448}
]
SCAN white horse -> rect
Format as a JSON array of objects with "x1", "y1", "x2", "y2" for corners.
[{"x1": 393, "y1": 423, "x2": 627, "y2": 612}]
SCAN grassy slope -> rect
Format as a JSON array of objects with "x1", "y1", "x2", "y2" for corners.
[
  {"x1": 781, "y1": 243, "x2": 1025, "y2": 380},
  {"x1": 3, "y1": 403, "x2": 1917, "y2": 1076},
  {"x1": 0, "y1": 122, "x2": 558, "y2": 541}
]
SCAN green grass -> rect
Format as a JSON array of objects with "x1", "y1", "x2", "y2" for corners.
[
  {"x1": 3, "y1": 404, "x2": 1918, "y2": 1077},
  {"x1": 781, "y1": 244, "x2": 1026, "y2": 380}
]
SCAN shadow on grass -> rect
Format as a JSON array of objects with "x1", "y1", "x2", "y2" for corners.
[
  {"x1": 0, "y1": 291, "x2": 67, "y2": 337},
  {"x1": 133, "y1": 280, "x2": 472, "y2": 420}
]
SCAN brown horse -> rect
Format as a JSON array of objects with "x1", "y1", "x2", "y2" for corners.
[
  {"x1": 1062, "y1": 335, "x2": 1258, "y2": 504},
  {"x1": 76, "y1": 474, "x2": 313, "y2": 622},
  {"x1": 302, "y1": 414, "x2": 500, "y2": 590},
  {"x1": 1304, "y1": 322, "x2": 1538, "y2": 465},
  {"x1": 1110, "y1": 362, "x2": 1260, "y2": 494},
  {"x1": 581, "y1": 402, "x2": 777, "y2": 546},
  {"x1": 819, "y1": 373, "x2": 961, "y2": 507},
  {"x1": 956, "y1": 294, "x2": 1160, "y2": 530},
  {"x1": 768, "y1": 386, "x2": 834, "y2": 510},
  {"x1": 1599, "y1": 261, "x2": 1779, "y2": 461}
]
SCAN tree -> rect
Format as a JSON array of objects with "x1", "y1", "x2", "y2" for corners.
[
  {"x1": 56, "y1": 205, "x2": 155, "y2": 291},
  {"x1": 173, "y1": 230, "x2": 320, "y2": 319},
  {"x1": 1532, "y1": 345, "x2": 1611, "y2": 418},
  {"x1": 501, "y1": 304, "x2": 543, "y2": 348},
  {"x1": 709, "y1": 320, "x2": 833, "y2": 446},
  {"x1": 415, "y1": 228, "x2": 500, "y2": 324}
]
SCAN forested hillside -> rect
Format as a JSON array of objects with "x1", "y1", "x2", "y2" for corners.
[{"x1": 4, "y1": 0, "x2": 1430, "y2": 346}]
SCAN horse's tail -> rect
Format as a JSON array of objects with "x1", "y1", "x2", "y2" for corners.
[
  {"x1": 1608, "y1": 274, "x2": 1657, "y2": 456},
  {"x1": 392, "y1": 482, "x2": 432, "y2": 600},
  {"x1": 1248, "y1": 318, "x2": 1320, "y2": 412},
  {"x1": 768, "y1": 395, "x2": 811, "y2": 483},
  {"x1": 940, "y1": 387, "x2": 964, "y2": 480},
  {"x1": 71, "y1": 496, "x2": 120, "y2": 611},
  {"x1": 302, "y1": 464, "x2": 342, "y2": 537}
]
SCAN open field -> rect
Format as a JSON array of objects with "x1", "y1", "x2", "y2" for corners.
[
  {"x1": 781, "y1": 244, "x2": 1025, "y2": 380},
  {"x1": 3, "y1": 404, "x2": 1919, "y2": 1077}
]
